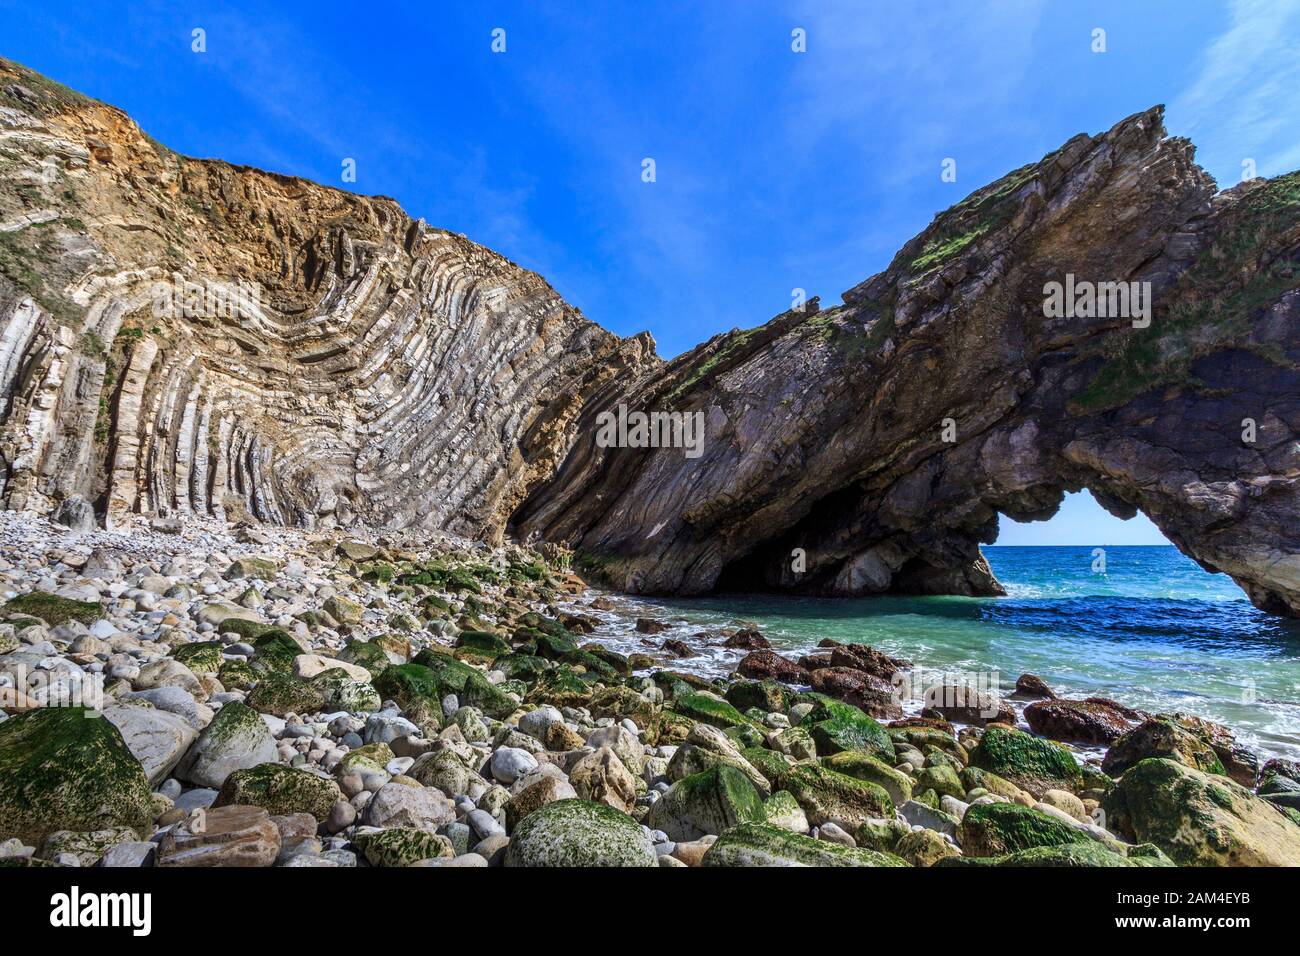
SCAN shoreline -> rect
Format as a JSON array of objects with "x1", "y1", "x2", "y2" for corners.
[{"x1": 2, "y1": 509, "x2": 1298, "y2": 868}]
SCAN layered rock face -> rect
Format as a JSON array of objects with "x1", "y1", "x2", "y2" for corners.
[
  {"x1": 514, "y1": 109, "x2": 1300, "y2": 615},
  {"x1": 2, "y1": 58, "x2": 1298, "y2": 615},
  {"x1": 0, "y1": 58, "x2": 654, "y2": 540}
]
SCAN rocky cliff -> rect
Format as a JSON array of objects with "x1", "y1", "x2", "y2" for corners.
[
  {"x1": 0, "y1": 58, "x2": 655, "y2": 541},
  {"x1": 3, "y1": 59, "x2": 1299, "y2": 615},
  {"x1": 513, "y1": 109, "x2": 1300, "y2": 616}
]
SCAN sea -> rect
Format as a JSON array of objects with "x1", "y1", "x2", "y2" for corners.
[{"x1": 566, "y1": 546, "x2": 1300, "y2": 763}]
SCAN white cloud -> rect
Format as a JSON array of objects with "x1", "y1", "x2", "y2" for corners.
[{"x1": 1169, "y1": 0, "x2": 1300, "y2": 182}]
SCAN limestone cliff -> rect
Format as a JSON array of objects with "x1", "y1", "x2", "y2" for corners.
[
  {"x1": 0, "y1": 58, "x2": 655, "y2": 540},
  {"x1": 2, "y1": 59, "x2": 1299, "y2": 616},
  {"x1": 513, "y1": 109, "x2": 1300, "y2": 617}
]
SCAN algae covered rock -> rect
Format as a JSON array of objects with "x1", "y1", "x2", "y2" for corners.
[
  {"x1": 822, "y1": 751, "x2": 914, "y2": 806},
  {"x1": 175, "y1": 700, "x2": 279, "y2": 788},
  {"x1": 215, "y1": 763, "x2": 342, "y2": 821},
  {"x1": 246, "y1": 671, "x2": 326, "y2": 718},
  {"x1": 938, "y1": 841, "x2": 1174, "y2": 867},
  {"x1": 957, "y1": 801, "x2": 1091, "y2": 857},
  {"x1": 968, "y1": 726, "x2": 1083, "y2": 796},
  {"x1": 504, "y1": 799, "x2": 657, "y2": 867},
  {"x1": 1101, "y1": 718, "x2": 1226, "y2": 778},
  {"x1": 354, "y1": 827, "x2": 453, "y2": 866},
  {"x1": 648, "y1": 764, "x2": 766, "y2": 841},
  {"x1": 1101, "y1": 757, "x2": 1300, "y2": 866},
  {"x1": 0, "y1": 706, "x2": 153, "y2": 845},
  {"x1": 2, "y1": 591, "x2": 103, "y2": 627},
  {"x1": 701, "y1": 822, "x2": 908, "y2": 867},
  {"x1": 771, "y1": 763, "x2": 894, "y2": 828},
  {"x1": 672, "y1": 691, "x2": 752, "y2": 731},
  {"x1": 800, "y1": 696, "x2": 895, "y2": 762}
]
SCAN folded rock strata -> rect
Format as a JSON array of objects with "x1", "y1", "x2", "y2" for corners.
[{"x1": 2, "y1": 58, "x2": 1298, "y2": 615}]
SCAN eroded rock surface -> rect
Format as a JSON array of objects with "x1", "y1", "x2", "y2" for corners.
[{"x1": 2, "y1": 57, "x2": 1298, "y2": 616}]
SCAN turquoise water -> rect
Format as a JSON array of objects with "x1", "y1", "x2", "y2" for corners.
[{"x1": 578, "y1": 546, "x2": 1300, "y2": 762}]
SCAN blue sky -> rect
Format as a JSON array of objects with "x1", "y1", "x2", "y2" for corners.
[{"x1": 4, "y1": 1, "x2": 1296, "y2": 546}]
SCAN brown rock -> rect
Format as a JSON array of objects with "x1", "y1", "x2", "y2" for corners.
[
  {"x1": 736, "y1": 650, "x2": 810, "y2": 684},
  {"x1": 921, "y1": 684, "x2": 1016, "y2": 727},
  {"x1": 662, "y1": 638, "x2": 696, "y2": 658},
  {"x1": 505, "y1": 775, "x2": 578, "y2": 832},
  {"x1": 809, "y1": 667, "x2": 902, "y2": 719},
  {"x1": 636, "y1": 618, "x2": 668, "y2": 634},
  {"x1": 156, "y1": 805, "x2": 281, "y2": 867},
  {"x1": 723, "y1": 630, "x2": 770, "y2": 650},
  {"x1": 1024, "y1": 698, "x2": 1136, "y2": 745},
  {"x1": 1012, "y1": 674, "x2": 1055, "y2": 699}
]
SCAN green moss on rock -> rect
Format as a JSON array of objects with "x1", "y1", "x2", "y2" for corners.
[
  {"x1": 2, "y1": 591, "x2": 103, "y2": 627},
  {"x1": 215, "y1": 762, "x2": 341, "y2": 821},
  {"x1": 504, "y1": 799, "x2": 657, "y2": 867},
  {"x1": 702, "y1": 822, "x2": 909, "y2": 867},
  {"x1": 0, "y1": 707, "x2": 152, "y2": 845},
  {"x1": 647, "y1": 764, "x2": 766, "y2": 842},
  {"x1": 246, "y1": 671, "x2": 325, "y2": 718},
  {"x1": 958, "y1": 801, "x2": 1091, "y2": 857},
  {"x1": 969, "y1": 726, "x2": 1083, "y2": 795}
]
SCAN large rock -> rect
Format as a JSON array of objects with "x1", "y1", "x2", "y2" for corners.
[
  {"x1": 102, "y1": 704, "x2": 198, "y2": 785},
  {"x1": 0, "y1": 707, "x2": 153, "y2": 845},
  {"x1": 770, "y1": 763, "x2": 894, "y2": 828},
  {"x1": 968, "y1": 727, "x2": 1083, "y2": 796},
  {"x1": 1101, "y1": 717, "x2": 1226, "y2": 779},
  {"x1": 648, "y1": 764, "x2": 766, "y2": 842},
  {"x1": 504, "y1": 799, "x2": 657, "y2": 867},
  {"x1": 175, "y1": 701, "x2": 279, "y2": 788},
  {"x1": 568, "y1": 746, "x2": 639, "y2": 813},
  {"x1": 822, "y1": 751, "x2": 913, "y2": 806},
  {"x1": 215, "y1": 763, "x2": 342, "y2": 822},
  {"x1": 1102, "y1": 758, "x2": 1300, "y2": 866},
  {"x1": 701, "y1": 823, "x2": 908, "y2": 867},
  {"x1": 505, "y1": 776, "x2": 578, "y2": 832},
  {"x1": 958, "y1": 801, "x2": 1091, "y2": 857},
  {"x1": 156, "y1": 805, "x2": 281, "y2": 867},
  {"x1": 1024, "y1": 698, "x2": 1138, "y2": 745},
  {"x1": 801, "y1": 697, "x2": 895, "y2": 762},
  {"x1": 363, "y1": 782, "x2": 456, "y2": 831}
]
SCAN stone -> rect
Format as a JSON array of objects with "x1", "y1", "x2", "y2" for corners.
[
  {"x1": 102, "y1": 704, "x2": 198, "y2": 786},
  {"x1": 504, "y1": 799, "x2": 658, "y2": 867},
  {"x1": 1012, "y1": 674, "x2": 1055, "y2": 699},
  {"x1": 1102, "y1": 757, "x2": 1300, "y2": 866},
  {"x1": 821, "y1": 751, "x2": 913, "y2": 806},
  {"x1": 1102, "y1": 717, "x2": 1226, "y2": 779},
  {"x1": 156, "y1": 805, "x2": 281, "y2": 867},
  {"x1": 648, "y1": 765, "x2": 766, "y2": 842},
  {"x1": 701, "y1": 823, "x2": 908, "y2": 867},
  {"x1": 505, "y1": 776, "x2": 578, "y2": 832},
  {"x1": 353, "y1": 827, "x2": 453, "y2": 866},
  {"x1": 1024, "y1": 698, "x2": 1138, "y2": 745},
  {"x1": 958, "y1": 801, "x2": 1092, "y2": 857},
  {"x1": 174, "y1": 701, "x2": 279, "y2": 788},
  {"x1": 364, "y1": 782, "x2": 456, "y2": 831},
  {"x1": 968, "y1": 727, "x2": 1084, "y2": 797},
  {"x1": 0, "y1": 706, "x2": 153, "y2": 845},
  {"x1": 569, "y1": 747, "x2": 639, "y2": 813},
  {"x1": 489, "y1": 747, "x2": 538, "y2": 785},
  {"x1": 215, "y1": 764, "x2": 342, "y2": 821},
  {"x1": 895, "y1": 827, "x2": 959, "y2": 866}
]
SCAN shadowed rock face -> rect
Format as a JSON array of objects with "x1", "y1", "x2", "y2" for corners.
[
  {"x1": 513, "y1": 108, "x2": 1300, "y2": 616},
  {"x1": 2, "y1": 58, "x2": 1299, "y2": 615},
  {"x1": 0, "y1": 58, "x2": 655, "y2": 539}
]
